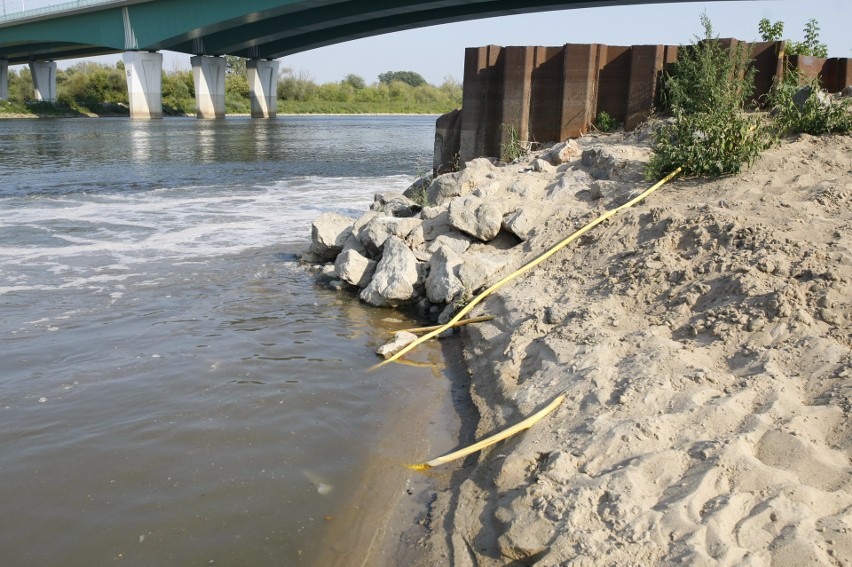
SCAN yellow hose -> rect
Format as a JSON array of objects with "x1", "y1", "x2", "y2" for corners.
[
  {"x1": 371, "y1": 166, "x2": 683, "y2": 371},
  {"x1": 405, "y1": 390, "x2": 567, "y2": 470}
]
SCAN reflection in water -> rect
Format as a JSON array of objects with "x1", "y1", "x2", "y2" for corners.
[
  {"x1": 195, "y1": 119, "x2": 217, "y2": 163},
  {"x1": 130, "y1": 121, "x2": 153, "y2": 164}
]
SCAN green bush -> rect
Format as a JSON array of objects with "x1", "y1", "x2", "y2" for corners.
[
  {"x1": 766, "y1": 71, "x2": 852, "y2": 135},
  {"x1": 646, "y1": 14, "x2": 773, "y2": 180},
  {"x1": 646, "y1": 109, "x2": 770, "y2": 179},
  {"x1": 594, "y1": 111, "x2": 618, "y2": 132}
]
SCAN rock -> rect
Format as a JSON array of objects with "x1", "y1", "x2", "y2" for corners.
[
  {"x1": 359, "y1": 216, "x2": 422, "y2": 256},
  {"x1": 793, "y1": 85, "x2": 832, "y2": 111},
  {"x1": 376, "y1": 331, "x2": 418, "y2": 358},
  {"x1": 437, "y1": 303, "x2": 457, "y2": 325},
  {"x1": 306, "y1": 212, "x2": 355, "y2": 262},
  {"x1": 350, "y1": 211, "x2": 383, "y2": 245},
  {"x1": 546, "y1": 169, "x2": 591, "y2": 199},
  {"x1": 589, "y1": 180, "x2": 616, "y2": 200},
  {"x1": 427, "y1": 158, "x2": 497, "y2": 205},
  {"x1": 448, "y1": 195, "x2": 503, "y2": 241},
  {"x1": 359, "y1": 236, "x2": 419, "y2": 306},
  {"x1": 473, "y1": 181, "x2": 501, "y2": 198},
  {"x1": 425, "y1": 231, "x2": 473, "y2": 255},
  {"x1": 425, "y1": 245, "x2": 465, "y2": 304},
  {"x1": 581, "y1": 148, "x2": 617, "y2": 180},
  {"x1": 370, "y1": 191, "x2": 421, "y2": 217},
  {"x1": 426, "y1": 173, "x2": 462, "y2": 206},
  {"x1": 406, "y1": 224, "x2": 426, "y2": 250},
  {"x1": 458, "y1": 252, "x2": 507, "y2": 292},
  {"x1": 315, "y1": 264, "x2": 337, "y2": 283},
  {"x1": 421, "y1": 206, "x2": 453, "y2": 241},
  {"x1": 457, "y1": 157, "x2": 497, "y2": 192},
  {"x1": 842, "y1": 85, "x2": 852, "y2": 97},
  {"x1": 402, "y1": 176, "x2": 431, "y2": 204},
  {"x1": 334, "y1": 249, "x2": 377, "y2": 288},
  {"x1": 541, "y1": 140, "x2": 581, "y2": 165},
  {"x1": 529, "y1": 158, "x2": 554, "y2": 173},
  {"x1": 339, "y1": 232, "x2": 369, "y2": 258},
  {"x1": 502, "y1": 206, "x2": 542, "y2": 241}
]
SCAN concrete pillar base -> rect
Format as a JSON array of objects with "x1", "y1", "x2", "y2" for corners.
[
  {"x1": 0, "y1": 60, "x2": 8, "y2": 100},
  {"x1": 124, "y1": 52, "x2": 163, "y2": 119},
  {"x1": 248, "y1": 59, "x2": 279, "y2": 118},
  {"x1": 29, "y1": 61, "x2": 57, "y2": 102},
  {"x1": 191, "y1": 55, "x2": 226, "y2": 119}
]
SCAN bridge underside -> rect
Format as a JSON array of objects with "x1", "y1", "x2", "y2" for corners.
[{"x1": 0, "y1": 0, "x2": 714, "y2": 64}]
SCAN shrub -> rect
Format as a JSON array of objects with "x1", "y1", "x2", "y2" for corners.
[
  {"x1": 646, "y1": 13, "x2": 773, "y2": 180},
  {"x1": 594, "y1": 111, "x2": 618, "y2": 132},
  {"x1": 766, "y1": 70, "x2": 852, "y2": 135}
]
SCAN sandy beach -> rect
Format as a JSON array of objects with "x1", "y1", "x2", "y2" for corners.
[{"x1": 373, "y1": 129, "x2": 852, "y2": 565}]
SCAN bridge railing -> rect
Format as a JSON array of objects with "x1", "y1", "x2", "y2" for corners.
[{"x1": 0, "y1": 0, "x2": 131, "y2": 25}]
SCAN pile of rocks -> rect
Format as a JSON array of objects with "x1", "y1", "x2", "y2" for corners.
[{"x1": 301, "y1": 137, "x2": 649, "y2": 321}]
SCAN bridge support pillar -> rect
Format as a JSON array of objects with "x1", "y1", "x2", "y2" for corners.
[
  {"x1": 124, "y1": 52, "x2": 163, "y2": 119},
  {"x1": 191, "y1": 55, "x2": 226, "y2": 119},
  {"x1": 29, "y1": 61, "x2": 57, "y2": 102},
  {"x1": 248, "y1": 59, "x2": 278, "y2": 118},
  {"x1": 0, "y1": 60, "x2": 8, "y2": 100}
]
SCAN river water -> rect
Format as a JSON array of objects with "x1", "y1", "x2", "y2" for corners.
[{"x1": 0, "y1": 116, "x2": 458, "y2": 565}]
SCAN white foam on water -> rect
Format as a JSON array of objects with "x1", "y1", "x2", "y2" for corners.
[{"x1": 0, "y1": 175, "x2": 413, "y2": 296}]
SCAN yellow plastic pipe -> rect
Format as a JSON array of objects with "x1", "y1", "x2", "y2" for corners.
[{"x1": 405, "y1": 390, "x2": 567, "y2": 470}]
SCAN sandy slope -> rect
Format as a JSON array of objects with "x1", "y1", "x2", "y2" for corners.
[{"x1": 411, "y1": 132, "x2": 851, "y2": 566}]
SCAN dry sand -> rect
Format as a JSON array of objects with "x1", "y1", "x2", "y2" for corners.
[{"x1": 399, "y1": 131, "x2": 851, "y2": 566}]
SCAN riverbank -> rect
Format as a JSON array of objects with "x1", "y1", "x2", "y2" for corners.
[{"x1": 305, "y1": 128, "x2": 852, "y2": 565}]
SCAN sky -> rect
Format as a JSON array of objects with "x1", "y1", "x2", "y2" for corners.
[{"x1": 6, "y1": 0, "x2": 852, "y2": 85}]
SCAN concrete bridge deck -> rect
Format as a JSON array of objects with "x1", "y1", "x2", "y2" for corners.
[{"x1": 1, "y1": 0, "x2": 726, "y2": 117}]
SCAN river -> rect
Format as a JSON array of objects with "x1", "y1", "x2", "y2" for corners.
[{"x1": 0, "y1": 115, "x2": 460, "y2": 565}]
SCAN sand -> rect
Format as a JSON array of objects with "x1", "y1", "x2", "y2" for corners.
[{"x1": 398, "y1": 131, "x2": 851, "y2": 566}]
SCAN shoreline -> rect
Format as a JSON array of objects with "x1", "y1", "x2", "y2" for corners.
[
  {"x1": 305, "y1": 129, "x2": 852, "y2": 564},
  {"x1": 0, "y1": 111, "x2": 443, "y2": 119}
]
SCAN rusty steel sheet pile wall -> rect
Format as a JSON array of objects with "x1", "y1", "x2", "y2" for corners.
[{"x1": 434, "y1": 40, "x2": 850, "y2": 174}]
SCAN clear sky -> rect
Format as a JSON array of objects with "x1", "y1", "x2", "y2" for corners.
[{"x1": 7, "y1": 0, "x2": 852, "y2": 85}]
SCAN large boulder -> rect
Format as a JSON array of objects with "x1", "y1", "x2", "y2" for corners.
[
  {"x1": 425, "y1": 231, "x2": 472, "y2": 255},
  {"x1": 427, "y1": 157, "x2": 497, "y2": 205},
  {"x1": 426, "y1": 173, "x2": 462, "y2": 206},
  {"x1": 425, "y1": 245, "x2": 465, "y2": 304},
  {"x1": 306, "y1": 212, "x2": 355, "y2": 262},
  {"x1": 421, "y1": 206, "x2": 454, "y2": 241},
  {"x1": 334, "y1": 249, "x2": 376, "y2": 288},
  {"x1": 359, "y1": 236, "x2": 419, "y2": 307},
  {"x1": 448, "y1": 195, "x2": 503, "y2": 241},
  {"x1": 359, "y1": 216, "x2": 422, "y2": 256}
]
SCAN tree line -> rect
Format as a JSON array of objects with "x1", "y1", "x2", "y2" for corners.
[{"x1": 0, "y1": 57, "x2": 463, "y2": 116}]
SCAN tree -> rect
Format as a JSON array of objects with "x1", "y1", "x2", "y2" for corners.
[
  {"x1": 758, "y1": 18, "x2": 784, "y2": 42},
  {"x1": 341, "y1": 73, "x2": 366, "y2": 89},
  {"x1": 378, "y1": 70, "x2": 426, "y2": 88},
  {"x1": 225, "y1": 55, "x2": 247, "y2": 75},
  {"x1": 758, "y1": 18, "x2": 828, "y2": 58}
]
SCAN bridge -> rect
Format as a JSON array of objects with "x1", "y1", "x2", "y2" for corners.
[{"x1": 0, "y1": 0, "x2": 714, "y2": 118}]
